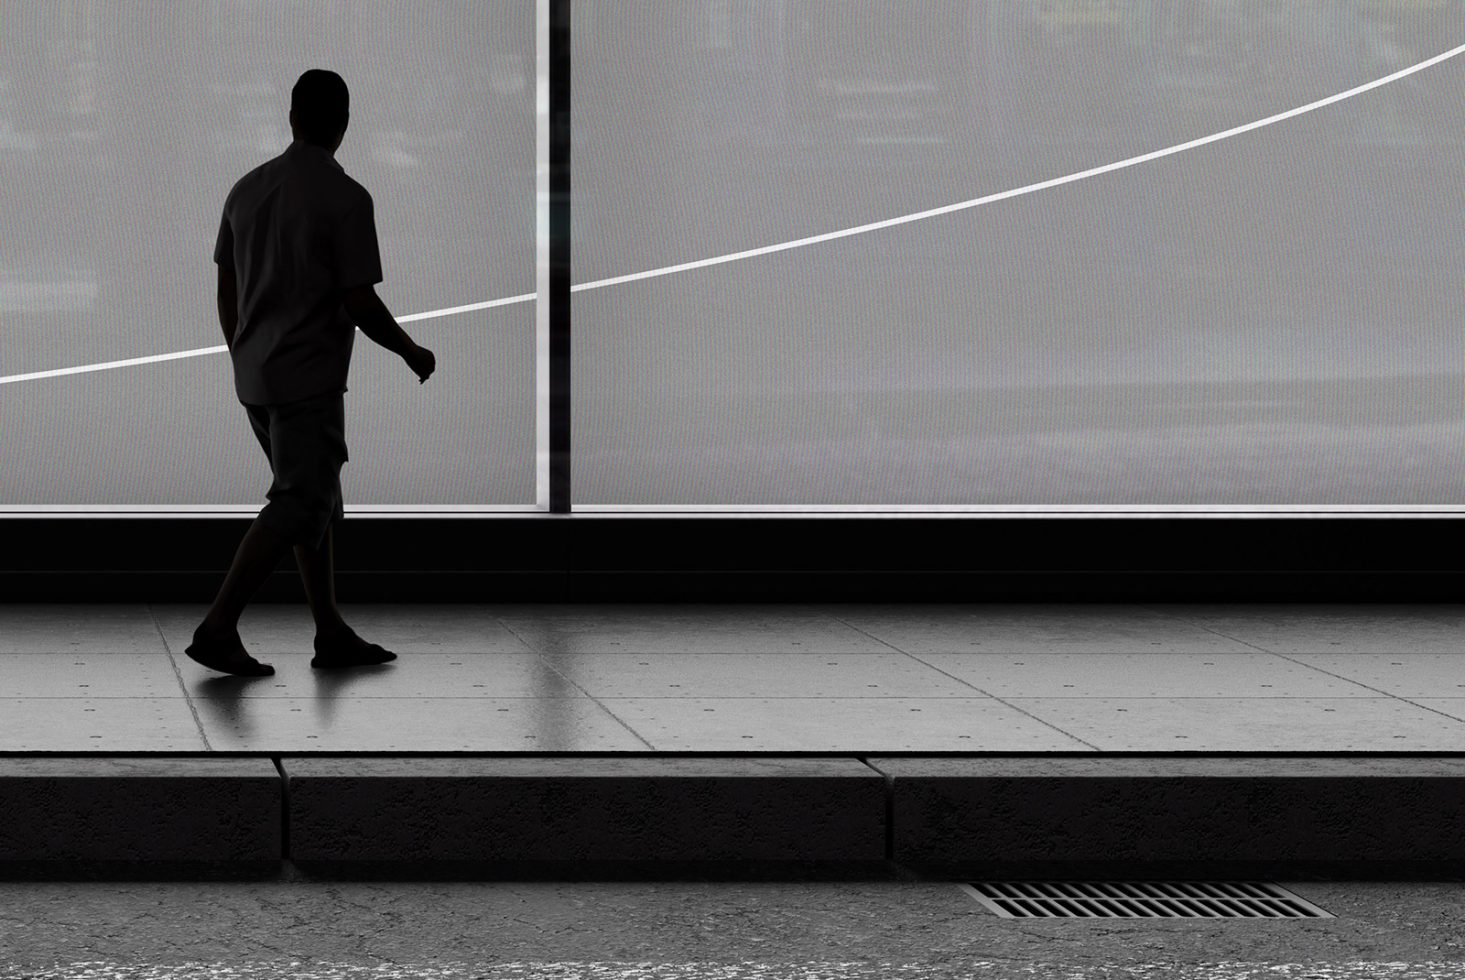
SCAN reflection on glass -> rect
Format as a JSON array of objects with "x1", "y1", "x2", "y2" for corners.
[
  {"x1": 0, "y1": 1, "x2": 536, "y2": 508},
  {"x1": 574, "y1": 1, "x2": 1465, "y2": 506}
]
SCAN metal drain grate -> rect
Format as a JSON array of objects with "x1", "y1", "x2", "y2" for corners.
[{"x1": 958, "y1": 880, "x2": 1335, "y2": 918}]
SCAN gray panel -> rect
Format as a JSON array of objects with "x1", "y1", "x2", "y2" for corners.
[
  {"x1": 573, "y1": 0, "x2": 1465, "y2": 505},
  {"x1": 0, "y1": 1, "x2": 536, "y2": 506}
]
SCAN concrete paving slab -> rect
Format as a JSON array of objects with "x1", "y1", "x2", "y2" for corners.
[
  {"x1": 500, "y1": 605, "x2": 862, "y2": 628},
  {"x1": 152, "y1": 604, "x2": 534, "y2": 655},
  {"x1": 176, "y1": 654, "x2": 588, "y2": 698},
  {"x1": 1006, "y1": 696, "x2": 1465, "y2": 751},
  {"x1": 0, "y1": 654, "x2": 183, "y2": 698},
  {"x1": 1148, "y1": 604, "x2": 1465, "y2": 653},
  {"x1": 4, "y1": 604, "x2": 1465, "y2": 880},
  {"x1": 543, "y1": 652, "x2": 985, "y2": 697},
  {"x1": 284, "y1": 756, "x2": 885, "y2": 872},
  {"x1": 871, "y1": 755, "x2": 1465, "y2": 880},
  {"x1": 0, "y1": 698, "x2": 205, "y2": 751},
  {"x1": 191, "y1": 697, "x2": 653, "y2": 752},
  {"x1": 1285, "y1": 654, "x2": 1465, "y2": 698},
  {"x1": 920, "y1": 652, "x2": 1380, "y2": 698},
  {"x1": 0, "y1": 605, "x2": 165, "y2": 654},
  {"x1": 1408, "y1": 700, "x2": 1465, "y2": 725},
  {"x1": 836, "y1": 606, "x2": 1259, "y2": 653},
  {"x1": 0, "y1": 757, "x2": 279, "y2": 876},
  {"x1": 502, "y1": 614, "x2": 891, "y2": 654},
  {"x1": 596, "y1": 698, "x2": 1092, "y2": 751}
]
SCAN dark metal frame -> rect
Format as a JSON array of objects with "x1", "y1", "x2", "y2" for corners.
[{"x1": 550, "y1": 0, "x2": 570, "y2": 514}]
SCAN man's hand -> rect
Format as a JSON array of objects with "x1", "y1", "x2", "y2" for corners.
[{"x1": 404, "y1": 344, "x2": 436, "y2": 384}]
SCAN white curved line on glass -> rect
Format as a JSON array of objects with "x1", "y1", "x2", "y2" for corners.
[
  {"x1": 570, "y1": 40, "x2": 1465, "y2": 293},
  {"x1": 4, "y1": 39, "x2": 1462, "y2": 388},
  {"x1": 0, "y1": 295, "x2": 534, "y2": 386}
]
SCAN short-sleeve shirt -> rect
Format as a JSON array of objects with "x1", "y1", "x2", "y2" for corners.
[{"x1": 214, "y1": 139, "x2": 382, "y2": 405}]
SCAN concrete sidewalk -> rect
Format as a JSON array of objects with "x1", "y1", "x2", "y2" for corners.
[{"x1": 2, "y1": 602, "x2": 1463, "y2": 880}]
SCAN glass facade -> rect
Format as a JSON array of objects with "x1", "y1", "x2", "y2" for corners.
[
  {"x1": 572, "y1": 1, "x2": 1465, "y2": 507},
  {"x1": 3, "y1": 1, "x2": 1463, "y2": 514},
  {"x1": 0, "y1": 1, "x2": 538, "y2": 510}
]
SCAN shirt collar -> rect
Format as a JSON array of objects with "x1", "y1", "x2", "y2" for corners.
[{"x1": 287, "y1": 139, "x2": 343, "y2": 170}]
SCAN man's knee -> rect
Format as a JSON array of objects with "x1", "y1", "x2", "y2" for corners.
[{"x1": 260, "y1": 499, "x2": 333, "y2": 550}]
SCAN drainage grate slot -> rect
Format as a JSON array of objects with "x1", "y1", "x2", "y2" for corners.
[{"x1": 958, "y1": 881, "x2": 1335, "y2": 918}]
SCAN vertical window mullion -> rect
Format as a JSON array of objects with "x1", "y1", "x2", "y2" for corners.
[{"x1": 548, "y1": 0, "x2": 571, "y2": 513}]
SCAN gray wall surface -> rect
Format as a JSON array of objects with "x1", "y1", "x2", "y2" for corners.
[
  {"x1": 0, "y1": 1, "x2": 536, "y2": 507},
  {"x1": 572, "y1": 0, "x2": 1465, "y2": 506}
]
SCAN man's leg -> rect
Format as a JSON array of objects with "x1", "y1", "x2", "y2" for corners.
[
  {"x1": 294, "y1": 521, "x2": 349, "y2": 638},
  {"x1": 297, "y1": 520, "x2": 397, "y2": 667},
  {"x1": 201, "y1": 516, "x2": 294, "y2": 634}
]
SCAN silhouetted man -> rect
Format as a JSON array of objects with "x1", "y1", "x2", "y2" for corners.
[{"x1": 186, "y1": 69, "x2": 436, "y2": 677}]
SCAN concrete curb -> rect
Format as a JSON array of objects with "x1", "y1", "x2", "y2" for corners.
[
  {"x1": 0, "y1": 757, "x2": 280, "y2": 879},
  {"x1": 1, "y1": 756, "x2": 1463, "y2": 880},
  {"x1": 873, "y1": 756, "x2": 1465, "y2": 881}
]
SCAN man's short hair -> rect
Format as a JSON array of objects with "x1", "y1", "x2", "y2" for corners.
[{"x1": 291, "y1": 69, "x2": 349, "y2": 145}]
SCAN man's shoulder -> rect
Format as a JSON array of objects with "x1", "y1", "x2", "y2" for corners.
[
  {"x1": 297, "y1": 158, "x2": 373, "y2": 216},
  {"x1": 333, "y1": 170, "x2": 373, "y2": 209},
  {"x1": 226, "y1": 150, "x2": 373, "y2": 211},
  {"x1": 223, "y1": 153, "x2": 282, "y2": 207}
]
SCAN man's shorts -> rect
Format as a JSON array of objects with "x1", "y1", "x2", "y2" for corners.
[{"x1": 243, "y1": 390, "x2": 348, "y2": 550}]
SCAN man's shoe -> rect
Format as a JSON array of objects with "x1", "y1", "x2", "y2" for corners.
[
  {"x1": 311, "y1": 632, "x2": 398, "y2": 669},
  {"x1": 185, "y1": 623, "x2": 275, "y2": 676}
]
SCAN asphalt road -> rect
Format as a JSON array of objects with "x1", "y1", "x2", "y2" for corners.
[{"x1": 2, "y1": 875, "x2": 1465, "y2": 979}]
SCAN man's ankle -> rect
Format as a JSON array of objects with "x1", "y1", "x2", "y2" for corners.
[{"x1": 201, "y1": 614, "x2": 238, "y2": 634}]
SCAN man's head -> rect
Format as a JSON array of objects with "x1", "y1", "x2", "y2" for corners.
[{"x1": 289, "y1": 69, "x2": 349, "y2": 152}]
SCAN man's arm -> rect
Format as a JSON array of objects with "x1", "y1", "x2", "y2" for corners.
[
  {"x1": 342, "y1": 284, "x2": 418, "y2": 358},
  {"x1": 216, "y1": 264, "x2": 238, "y2": 351}
]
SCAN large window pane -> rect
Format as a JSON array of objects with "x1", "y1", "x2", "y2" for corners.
[
  {"x1": 572, "y1": 0, "x2": 1465, "y2": 507},
  {"x1": 0, "y1": 1, "x2": 538, "y2": 510}
]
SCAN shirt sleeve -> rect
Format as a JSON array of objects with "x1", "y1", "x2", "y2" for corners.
[
  {"x1": 213, "y1": 210, "x2": 233, "y2": 269},
  {"x1": 334, "y1": 196, "x2": 384, "y2": 289}
]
